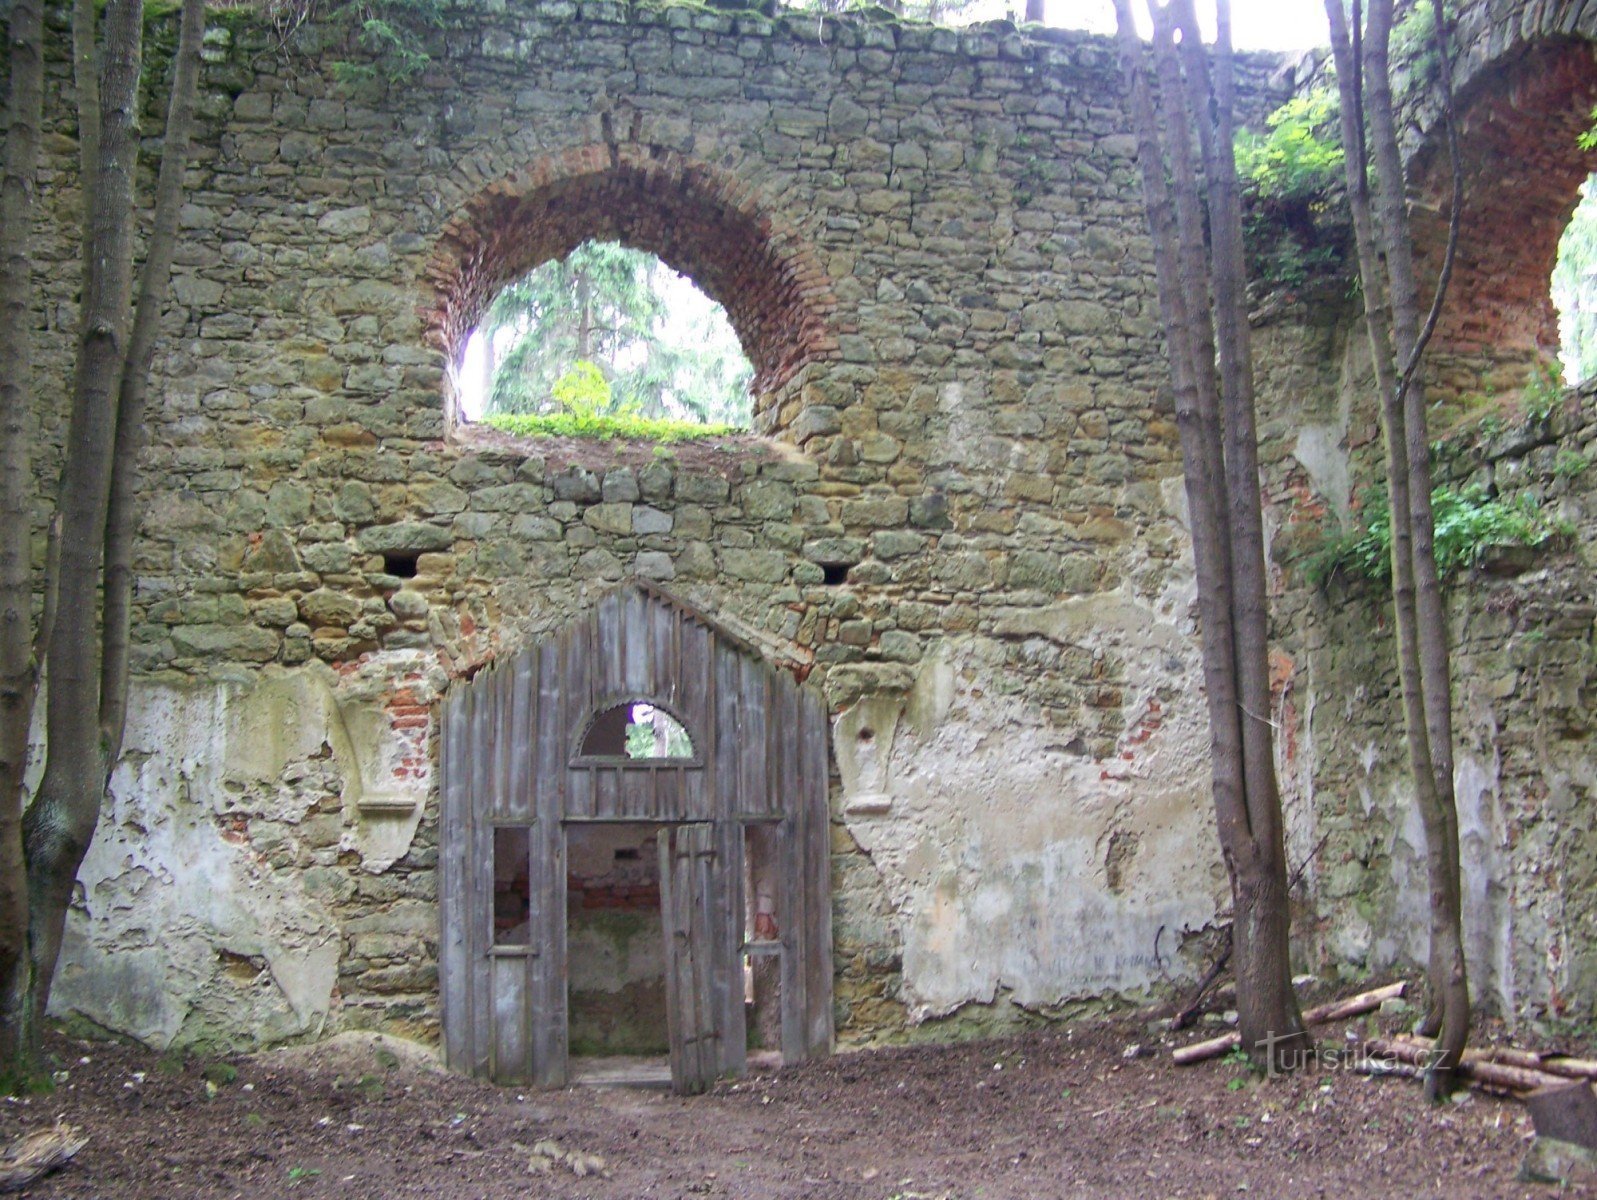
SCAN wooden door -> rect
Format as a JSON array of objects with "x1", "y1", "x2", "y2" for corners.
[
  {"x1": 440, "y1": 583, "x2": 831, "y2": 1088},
  {"x1": 658, "y1": 823, "x2": 724, "y2": 1094}
]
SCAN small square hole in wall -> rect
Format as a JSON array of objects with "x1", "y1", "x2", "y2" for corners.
[
  {"x1": 383, "y1": 551, "x2": 420, "y2": 579},
  {"x1": 821, "y1": 563, "x2": 849, "y2": 586}
]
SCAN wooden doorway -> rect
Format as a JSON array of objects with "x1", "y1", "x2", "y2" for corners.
[{"x1": 438, "y1": 582, "x2": 832, "y2": 1093}]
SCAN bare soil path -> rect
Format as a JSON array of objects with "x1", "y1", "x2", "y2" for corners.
[{"x1": 1, "y1": 1019, "x2": 1582, "y2": 1199}]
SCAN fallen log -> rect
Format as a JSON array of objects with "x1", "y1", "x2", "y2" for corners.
[
  {"x1": 0, "y1": 1123, "x2": 88, "y2": 1193},
  {"x1": 1173, "y1": 981, "x2": 1406, "y2": 1066},
  {"x1": 1368, "y1": 1037, "x2": 1568, "y2": 1093},
  {"x1": 1473, "y1": 1045, "x2": 1597, "y2": 1082},
  {"x1": 1385, "y1": 1033, "x2": 1597, "y2": 1089}
]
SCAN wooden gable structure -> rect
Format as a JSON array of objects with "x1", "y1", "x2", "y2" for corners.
[{"x1": 438, "y1": 582, "x2": 833, "y2": 1092}]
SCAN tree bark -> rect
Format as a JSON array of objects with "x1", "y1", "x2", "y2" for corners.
[
  {"x1": 1113, "y1": 0, "x2": 1307, "y2": 1072},
  {"x1": 0, "y1": 0, "x2": 46, "y2": 1078},
  {"x1": 1323, "y1": 0, "x2": 1469, "y2": 1099},
  {"x1": 100, "y1": 0, "x2": 208, "y2": 764},
  {"x1": 23, "y1": 0, "x2": 143, "y2": 1023}
]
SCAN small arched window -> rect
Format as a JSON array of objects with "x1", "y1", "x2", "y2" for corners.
[{"x1": 575, "y1": 700, "x2": 699, "y2": 765}]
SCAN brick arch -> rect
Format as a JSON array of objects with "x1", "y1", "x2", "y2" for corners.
[
  {"x1": 1408, "y1": 9, "x2": 1597, "y2": 396},
  {"x1": 424, "y1": 144, "x2": 838, "y2": 417}
]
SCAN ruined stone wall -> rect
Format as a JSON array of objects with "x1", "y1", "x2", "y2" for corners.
[
  {"x1": 1243, "y1": 1, "x2": 1597, "y2": 1028},
  {"x1": 1254, "y1": 304, "x2": 1597, "y2": 1028},
  {"x1": 25, "y1": 2, "x2": 1303, "y2": 1052}
]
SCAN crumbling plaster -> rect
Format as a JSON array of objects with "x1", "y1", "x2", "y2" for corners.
[
  {"x1": 835, "y1": 483, "x2": 1225, "y2": 1022},
  {"x1": 50, "y1": 661, "x2": 437, "y2": 1050}
]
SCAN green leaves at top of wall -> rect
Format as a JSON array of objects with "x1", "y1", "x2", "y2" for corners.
[
  {"x1": 1302, "y1": 484, "x2": 1569, "y2": 589},
  {"x1": 1234, "y1": 88, "x2": 1351, "y2": 295},
  {"x1": 1235, "y1": 89, "x2": 1344, "y2": 205},
  {"x1": 258, "y1": 0, "x2": 442, "y2": 84},
  {"x1": 329, "y1": 0, "x2": 442, "y2": 83}
]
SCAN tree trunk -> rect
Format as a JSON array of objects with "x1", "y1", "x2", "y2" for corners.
[
  {"x1": 1323, "y1": 0, "x2": 1469, "y2": 1098},
  {"x1": 100, "y1": 0, "x2": 208, "y2": 764},
  {"x1": 1113, "y1": 0, "x2": 1307, "y2": 1071},
  {"x1": 0, "y1": 0, "x2": 46, "y2": 1080},
  {"x1": 22, "y1": 0, "x2": 143, "y2": 1024},
  {"x1": 1023, "y1": 0, "x2": 1045, "y2": 23}
]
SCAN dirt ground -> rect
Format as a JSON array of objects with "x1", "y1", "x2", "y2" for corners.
[{"x1": 2, "y1": 1012, "x2": 1588, "y2": 1200}]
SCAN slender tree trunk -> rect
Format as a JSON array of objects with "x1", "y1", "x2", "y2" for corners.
[
  {"x1": 1024, "y1": 0, "x2": 1045, "y2": 24},
  {"x1": 1114, "y1": 0, "x2": 1307, "y2": 1070},
  {"x1": 101, "y1": 0, "x2": 207, "y2": 764},
  {"x1": 1323, "y1": 0, "x2": 1469, "y2": 1098},
  {"x1": 0, "y1": 0, "x2": 46, "y2": 1079},
  {"x1": 23, "y1": 0, "x2": 143, "y2": 1023},
  {"x1": 577, "y1": 268, "x2": 593, "y2": 364},
  {"x1": 1364, "y1": 0, "x2": 1469, "y2": 1097}
]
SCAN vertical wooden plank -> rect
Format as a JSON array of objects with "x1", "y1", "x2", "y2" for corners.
[
  {"x1": 712, "y1": 644, "x2": 741, "y2": 823},
  {"x1": 491, "y1": 955, "x2": 530, "y2": 1085},
  {"x1": 532, "y1": 635, "x2": 568, "y2": 1087},
  {"x1": 623, "y1": 587, "x2": 651, "y2": 697},
  {"x1": 800, "y1": 688, "x2": 835, "y2": 1058},
  {"x1": 718, "y1": 818, "x2": 747, "y2": 1079},
  {"x1": 492, "y1": 660, "x2": 515, "y2": 821},
  {"x1": 509, "y1": 651, "x2": 534, "y2": 820},
  {"x1": 651, "y1": 598, "x2": 678, "y2": 709},
  {"x1": 599, "y1": 595, "x2": 624, "y2": 702},
  {"x1": 439, "y1": 686, "x2": 472, "y2": 1073},
  {"x1": 467, "y1": 670, "x2": 495, "y2": 1078},
  {"x1": 679, "y1": 618, "x2": 711, "y2": 741},
  {"x1": 530, "y1": 816, "x2": 566, "y2": 1087},
  {"x1": 659, "y1": 827, "x2": 687, "y2": 1093},
  {"x1": 739, "y1": 657, "x2": 769, "y2": 817}
]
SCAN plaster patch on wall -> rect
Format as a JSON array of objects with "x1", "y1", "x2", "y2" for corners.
[
  {"x1": 1369, "y1": 752, "x2": 1512, "y2": 1015},
  {"x1": 51, "y1": 679, "x2": 342, "y2": 1049},
  {"x1": 841, "y1": 591, "x2": 1224, "y2": 1023},
  {"x1": 47, "y1": 662, "x2": 434, "y2": 1050},
  {"x1": 1292, "y1": 424, "x2": 1352, "y2": 525},
  {"x1": 324, "y1": 651, "x2": 435, "y2": 872},
  {"x1": 835, "y1": 692, "x2": 907, "y2": 816}
]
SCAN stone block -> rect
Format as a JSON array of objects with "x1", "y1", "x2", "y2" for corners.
[{"x1": 356, "y1": 523, "x2": 452, "y2": 554}]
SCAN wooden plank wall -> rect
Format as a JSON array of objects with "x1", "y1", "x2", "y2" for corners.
[{"x1": 438, "y1": 583, "x2": 833, "y2": 1088}]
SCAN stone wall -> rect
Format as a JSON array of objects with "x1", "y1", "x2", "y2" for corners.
[
  {"x1": 1254, "y1": 303, "x2": 1597, "y2": 1029},
  {"x1": 27, "y1": 1, "x2": 1300, "y2": 1052},
  {"x1": 31, "y1": 0, "x2": 1597, "y2": 1058}
]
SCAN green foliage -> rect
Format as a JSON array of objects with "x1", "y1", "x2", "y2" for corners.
[
  {"x1": 1552, "y1": 178, "x2": 1597, "y2": 385},
  {"x1": 1523, "y1": 361, "x2": 1564, "y2": 421},
  {"x1": 550, "y1": 361, "x2": 619, "y2": 420},
  {"x1": 1579, "y1": 108, "x2": 1597, "y2": 154},
  {"x1": 474, "y1": 240, "x2": 752, "y2": 429},
  {"x1": 1303, "y1": 484, "x2": 1564, "y2": 588},
  {"x1": 1391, "y1": 0, "x2": 1455, "y2": 82},
  {"x1": 1235, "y1": 88, "x2": 1351, "y2": 294},
  {"x1": 1236, "y1": 91, "x2": 1345, "y2": 204},
  {"x1": 622, "y1": 704, "x2": 693, "y2": 758},
  {"x1": 1553, "y1": 448, "x2": 1590, "y2": 479},
  {"x1": 261, "y1": 0, "x2": 442, "y2": 85},
  {"x1": 482, "y1": 411, "x2": 740, "y2": 444}
]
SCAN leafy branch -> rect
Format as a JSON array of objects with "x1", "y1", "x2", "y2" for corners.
[{"x1": 1302, "y1": 484, "x2": 1569, "y2": 588}]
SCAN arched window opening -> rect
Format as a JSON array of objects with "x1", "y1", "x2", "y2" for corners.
[
  {"x1": 455, "y1": 240, "x2": 753, "y2": 435},
  {"x1": 431, "y1": 156, "x2": 836, "y2": 441},
  {"x1": 1553, "y1": 176, "x2": 1597, "y2": 387},
  {"x1": 579, "y1": 701, "x2": 697, "y2": 762},
  {"x1": 1402, "y1": 41, "x2": 1597, "y2": 415}
]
